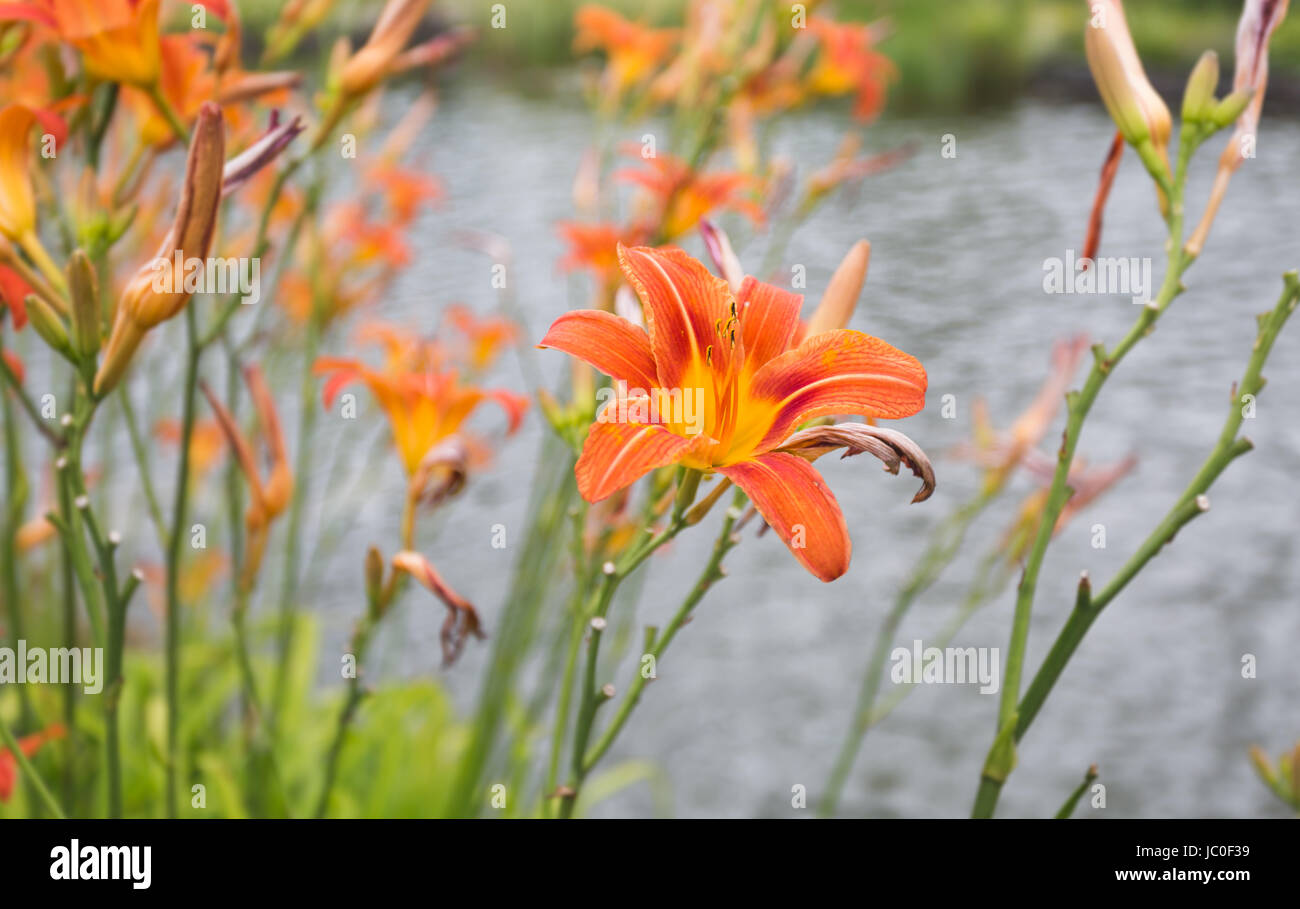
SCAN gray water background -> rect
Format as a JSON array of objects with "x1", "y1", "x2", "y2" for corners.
[{"x1": 25, "y1": 78, "x2": 1298, "y2": 817}]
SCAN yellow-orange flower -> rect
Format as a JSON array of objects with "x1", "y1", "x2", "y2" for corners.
[
  {"x1": 617, "y1": 151, "x2": 764, "y2": 240},
  {"x1": 2, "y1": 0, "x2": 162, "y2": 87},
  {"x1": 806, "y1": 17, "x2": 894, "y2": 121},
  {"x1": 574, "y1": 5, "x2": 678, "y2": 93},
  {"x1": 315, "y1": 324, "x2": 528, "y2": 477},
  {"x1": 540, "y1": 245, "x2": 928, "y2": 581},
  {"x1": 0, "y1": 104, "x2": 65, "y2": 245}
]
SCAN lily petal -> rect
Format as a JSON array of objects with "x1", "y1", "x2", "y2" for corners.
[
  {"x1": 618, "y1": 243, "x2": 737, "y2": 389},
  {"x1": 751, "y1": 328, "x2": 926, "y2": 451},
  {"x1": 538, "y1": 309, "x2": 658, "y2": 391},
  {"x1": 576, "y1": 419, "x2": 700, "y2": 502},
  {"x1": 719, "y1": 451, "x2": 850, "y2": 582},
  {"x1": 737, "y1": 275, "x2": 801, "y2": 375},
  {"x1": 781, "y1": 421, "x2": 935, "y2": 503}
]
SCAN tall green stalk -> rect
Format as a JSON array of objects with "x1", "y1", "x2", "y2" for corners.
[{"x1": 163, "y1": 307, "x2": 201, "y2": 817}]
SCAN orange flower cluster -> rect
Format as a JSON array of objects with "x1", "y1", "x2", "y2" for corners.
[{"x1": 561, "y1": 1, "x2": 901, "y2": 312}]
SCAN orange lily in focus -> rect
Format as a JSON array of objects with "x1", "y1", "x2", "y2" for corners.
[
  {"x1": 539, "y1": 245, "x2": 928, "y2": 582},
  {"x1": 200, "y1": 365, "x2": 292, "y2": 591},
  {"x1": 0, "y1": 724, "x2": 64, "y2": 802},
  {"x1": 2, "y1": 0, "x2": 162, "y2": 87}
]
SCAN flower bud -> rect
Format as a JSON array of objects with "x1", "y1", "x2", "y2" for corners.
[
  {"x1": 24, "y1": 293, "x2": 73, "y2": 358},
  {"x1": 339, "y1": 0, "x2": 432, "y2": 98},
  {"x1": 66, "y1": 250, "x2": 101, "y2": 358},
  {"x1": 806, "y1": 240, "x2": 870, "y2": 337},
  {"x1": 1209, "y1": 89, "x2": 1252, "y2": 130},
  {"x1": 1181, "y1": 50, "x2": 1219, "y2": 124},
  {"x1": 95, "y1": 103, "x2": 225, "y2": 395},
  {"x1": 1084, "y1": 0, "x2": 1171, "y2": 155}
]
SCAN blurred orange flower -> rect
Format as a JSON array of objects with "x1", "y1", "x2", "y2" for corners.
[
  {"x1": 574, "y1": 5, "x2": 679, "y2": 94},
  {"x1": 617, "y1": 151, "x2": 764, "y2": 240},
  {"x1": 806, "y1": 17, "x2": 894, "y2": 121},
  {"x1": 315, "y1": 324, "x2": 528, "y2": 478},
  {"x1": 2, "y1": 0, "x2": 162, "y2": 87}
]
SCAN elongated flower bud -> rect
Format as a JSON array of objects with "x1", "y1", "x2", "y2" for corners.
[
  {"x1": 1181, "y1": 50, "x2": 1220, "y2": 124},
  {"x1": 1084, "y1": 0, "x2": 1171, "y2": 156},
  {"x1": 24, "y1": 293, "x2": 72, "y2": 358},
  {"x1": 339, "y1": 0, "x2": 432, "y2": 98},
  {"x1": 1187, "y1": 0, "x2": 1290, "y2": 258},
  {"x1": 95, "y1": 103, "x2": 225, "y2": 395},
  {"x1": 806, "y1": 240, "x2": 870, "y2": 337},
  {"x1": 67, "y1": 250, "x2": 101, "y2": 358}
]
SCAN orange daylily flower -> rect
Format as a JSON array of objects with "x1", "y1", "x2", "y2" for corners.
[
  {"x1": 2, "y1": 0, "x2": 162, "y2": 87},
  {"x1": 0, "y1": 724, "x2": 64, "y2": 802},
  {"x1": 0, "y1": 104, "x2": 67, "y2": 246},
  {"x1": 315, "y1": 324, "x2": 529, "y2": 478},
  {"x1": 122, "y1": 34, "x2": 301, "y2": 149},
  {"x1": 617, "y1": 151, "x2": 764, "y2": 240},
  {"x1": 364, "y1": 161, "x2": 442, "y2": 227},
  {"x1": 558, "y1": 221, "x2": 652, "y2": 297},
  {"x1": 539, "y1": 245, "x2": 928, "y2": 582},
  {"x1": 200, "y1": 365, "x2": 292, "y2": 590},
  {"x1": 574, "y1": 5, "x2": 679, "y2": 93},
  {"x1": 806, "y1": 17, "x2": 894, "y2": 122},
  {"x1": 444, "y1": 304, "x2": 517, "y2": 372}
]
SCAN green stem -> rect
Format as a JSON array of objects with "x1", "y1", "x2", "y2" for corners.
[
  {"x1": 821, "y1": 491, "x2": 995, "y2": 816},
  {"x1": 544, "y1": 502, "x2": 591, "y2": 816},
  {"x1": 271, "y1": 307, "x2": 322, "y2": 729},
  {"x1": 580, "y1": 489, "x2": 743, "y2": 776},
  {"x1": 556, "y1": 470, "x2": 712, "y2": 818},
  {"x1": 145, "y1": 82, "x2": 189, "y2": 144},
  {"x1": 1, "y1": 384, "x2": 35, "y2": 732},
  {"x1": 974, "y1": 271, "x2": 1300, "y2": 818},
  {"x1": 974, "y1": 130, "x2": 1197, "y2": 818},
  {"x1": 314, "y1": 615, "x2": 373, "y2": 818},
  {"x1": 1055, "y1": 765, "x2": 1099, "y2": 819},
  {"x1": 117, "y1": 387, "x2": 167, "y2": 550},
  {"x1": 163, "y1": 307, "x2": 201, "y2": 817},
  {"x1": 0, "y1": 716, "x2": 65, "y2": 818}
]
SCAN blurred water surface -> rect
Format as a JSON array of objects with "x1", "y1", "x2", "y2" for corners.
[{"x1": 49, "y1": 80, "x2": 1300, "y2": 817}]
